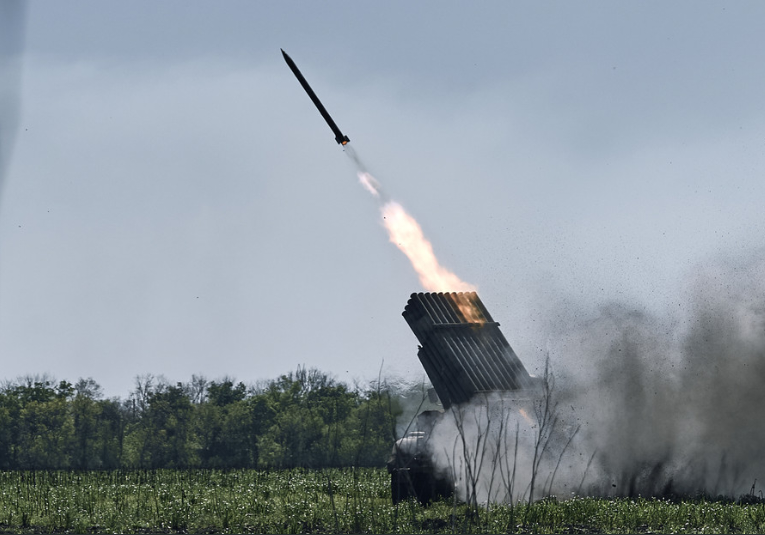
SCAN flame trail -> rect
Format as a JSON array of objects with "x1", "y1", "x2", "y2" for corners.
[
  {"x1": 347, "y1": 147, "x2": 479, "y2": 318},
  {"x1": 352, "y1": 162, "x2": 475, "y2": 294},
  {"x1": 380, "y1": 200, "x2": 476, "y2": 293}
]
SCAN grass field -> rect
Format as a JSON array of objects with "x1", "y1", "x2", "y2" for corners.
[{"x1": 1, "y1": 469, "x2": 764, "y2": 534}]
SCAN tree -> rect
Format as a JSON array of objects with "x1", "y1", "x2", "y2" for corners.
[
  {"x1": 71, "y1": 378, "x2": 110, "y2": 469},
  {"x1": 255, "y1": 368, "x2": 334, "y2": 468},
  {"x1": 340, "y1": 388, "x2": 401, "y2": 467},
  {"x1": 124, "y1": 379, "x2": 197, "y2": 468},
  {"x1": 0, "y1": 368, "x2": 406, "y2": 470},
  {"x1": 71, "y1": 391, "x2": 102, "y2": 469},
  {"x1": 207, "y1": 379, "x2": 246, "y2": 407},
  {"x1": 15, "y1": 381, "x2": 74, "y2": 469},
  {"x1": 140, "y1": 384, "x2": 197, "y2": 468},
  {"x1": 95, "y1": 398, "x2": 125, "y2": 469},
  {"x1": 0, "y1": 388, "x2": 21, "y2": 468},
  {"x1": 197, "y1": 398, "x2": 262, "y2": 468}
]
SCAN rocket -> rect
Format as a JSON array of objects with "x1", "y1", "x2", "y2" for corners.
[{"x1": 281, "y1": 49, "x2": 350, "y2": 146}]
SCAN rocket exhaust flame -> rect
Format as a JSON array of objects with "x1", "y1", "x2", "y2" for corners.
[
  {"x1": 347, "y1": 153, "x2": 476, "y2": 295},
  {"x1": 380, "y1": 201, "x2": 476, "y2": 294},
  {"x1": 349, "y1": 149, "x2": 482, "y2": 321},
  {"x1": 380, "y1": 199, "x2": 483, "y2": 322}
]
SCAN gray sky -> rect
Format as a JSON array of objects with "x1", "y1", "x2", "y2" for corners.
[{"x1": 1, "y1": 2, "x2": 764, "y2": 397}]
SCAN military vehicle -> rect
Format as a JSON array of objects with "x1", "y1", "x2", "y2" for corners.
[{"x1": 387, "y1": 292, "x2": 539, "y2": 504}]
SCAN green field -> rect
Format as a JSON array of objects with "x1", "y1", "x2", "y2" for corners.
[{"x1": 1, "y1": 469, "x2": 764, "y2": 534}]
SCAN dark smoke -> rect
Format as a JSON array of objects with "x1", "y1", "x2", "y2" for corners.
[{"x1": 556, "y1": 250, "x2": 765, "y2": 498}]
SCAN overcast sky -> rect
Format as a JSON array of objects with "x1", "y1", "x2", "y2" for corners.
[{"x1": 1, "y1": 2, "x2": 764, "y2": 397}]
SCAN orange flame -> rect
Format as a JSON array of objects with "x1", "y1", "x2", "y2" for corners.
[
  {"x1": 452, "y1": 292, "x2": 485, "y2": 324},
  {"x1": 354, "y1": 167, "x2": 481, "y2": 320},
  {"x1": 381, "y1": 201, "x2": 476, "y2": 294}
]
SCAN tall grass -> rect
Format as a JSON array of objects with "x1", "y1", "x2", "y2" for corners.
[{"x1": 0, "y1": 469, "x2": 764, "y2": 533}]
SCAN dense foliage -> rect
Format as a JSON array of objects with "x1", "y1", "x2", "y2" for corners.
[
  {"x1": 0, "y1": 368, "x2": 400, "y2": 470},
  {"x1": 0, "y1": 469, "x2": 764, "y2": 534}
]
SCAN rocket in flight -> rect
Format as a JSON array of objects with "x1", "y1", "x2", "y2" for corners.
[{"x1": 281, "y1": 48, "x2": 350, "y2": 146}]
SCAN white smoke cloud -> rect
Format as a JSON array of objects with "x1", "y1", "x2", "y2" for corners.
[
  {"x1": 420, "y1": 251, "x2": 765, "y2": 501},
  {"x1": 357, "y1": 171, "x2": 381, "y2": 198}
]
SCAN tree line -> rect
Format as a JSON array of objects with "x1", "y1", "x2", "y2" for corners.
[{"x1": 0, "y1": 367, "x2": 402, "y2": 470}]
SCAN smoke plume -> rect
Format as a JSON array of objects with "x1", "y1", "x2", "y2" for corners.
[
  {"x1": 559, "y1": 252, "x2": 765, "y2": 498},
  {"x1": 426, "y1": 251, "x2": 765, "y2": 502}
]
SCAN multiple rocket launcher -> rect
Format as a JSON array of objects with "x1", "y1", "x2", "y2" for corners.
[{"x1": 281, "y1": 49, "x2": 351, "y2": 146}]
